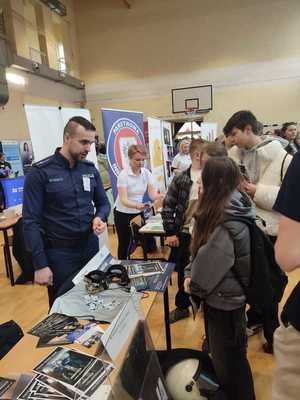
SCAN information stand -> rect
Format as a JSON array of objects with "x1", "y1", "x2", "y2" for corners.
[{"x1": 101, "y1": 301, "x2": 170, "y2": 400}]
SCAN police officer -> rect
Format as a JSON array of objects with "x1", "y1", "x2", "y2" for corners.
[{"x1": 23, "y1": 116, "x2": 111, "y2": 306}]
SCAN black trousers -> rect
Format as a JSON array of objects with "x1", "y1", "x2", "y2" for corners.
[
  {"x1": 246, "y1": 234, "x2": 280, "y2": 344},
  {"x1": 114, "y1": 209, "x2": 140, "y2": 260},
  {"x1": 204, "y1": 303, "x2": 256, "y2": 400},
  {"x1": 169, "y1": 232, "x2": 191, "y2": 309},
  {"x1": 46, "y1": 233, "x2": 99, "y2": 308},
  {"x1": 246, "y1": 303, "x2": 279, "y2": 345}
]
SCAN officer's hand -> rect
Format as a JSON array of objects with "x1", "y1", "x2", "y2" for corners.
[
  {"x1": 93, "y1": 217, "x2": 106, "y2": 235},
  {"x1": 165, "y1": 235, "x2": 179, "y2": 247},
  {"x1": 35, "y1": 267, "x2": 53, "y2": 286}
]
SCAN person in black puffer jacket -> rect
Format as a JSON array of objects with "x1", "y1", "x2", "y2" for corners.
[{"x1": 185, "y1": 157, "x2": 256, "y2": 400}]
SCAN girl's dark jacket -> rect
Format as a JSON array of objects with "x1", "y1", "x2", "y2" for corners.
[{"x1": 185, "y1": 190, "x2": 256, "y2": 311}]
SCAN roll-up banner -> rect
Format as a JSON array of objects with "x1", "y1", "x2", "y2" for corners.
[
  {"x1": 24, "y1": 105, "x2": 97, "y2": 166},
  {"x1": 1, "y1": 140, "x2": 24, "y2": 176},
  {"x1": 101, "y1": 108, "x2": 145, "y2": 199},
  {"x1": 148, "y1": 117, "x2": 166, "y2": 193}
]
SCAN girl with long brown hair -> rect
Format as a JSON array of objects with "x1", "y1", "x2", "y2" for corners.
[{"x1": 185, "y1": 157, "x2": 256, "y2": 400}]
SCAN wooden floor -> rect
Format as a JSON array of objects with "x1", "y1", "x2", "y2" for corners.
[{"x1": 0, "y1": 227, "x2": 299, "y2": 399}]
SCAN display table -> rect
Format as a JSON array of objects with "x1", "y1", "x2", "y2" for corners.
[
  {"x1": 0, "y1": 215, "x2": 20, "y2": 286},
  {"x1": 139, "y1": 215, "x2": 165, "y2": 236},
  {"x1": 138, "y1": 215, "x2": 168, "y2": 261},
  {"x1": 0, "y1": 292, "x2": 157, "y2": 377}
]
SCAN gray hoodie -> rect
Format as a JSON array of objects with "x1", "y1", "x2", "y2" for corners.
[{"x1": 185, "y1": 190, "x2": 255, "y2": 311}]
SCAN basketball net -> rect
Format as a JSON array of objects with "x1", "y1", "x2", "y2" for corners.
[{"x1": 184, "y1": 107, "x2": 199, "y2": 120}]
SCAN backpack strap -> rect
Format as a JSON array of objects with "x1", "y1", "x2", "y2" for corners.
[
  {"x1": 223, "y1": 216, "x2": 254, "y2": 290},
  {"x1": 280, "y1": 152, "x2": 289, "y2": 183}
]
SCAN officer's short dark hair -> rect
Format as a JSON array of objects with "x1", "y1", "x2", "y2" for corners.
[
  {"x1": 223, "y1": 110, "x2": 259, "y2": 137},
  {"x1": 64, "y1": 116, "x2": 96, "y2": 137}
]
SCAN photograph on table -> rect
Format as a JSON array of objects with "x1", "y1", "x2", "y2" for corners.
[
  {"x1": 36, "y1": 322, "x2": 101, "y2": 349},
  {"x1": 36, "y1": 375, "x2": 78, "y2": 400},
  {"x1": 18, "y1": 376, "x2": 68, "y2": 400},
  {"x1": 28, "y1": 314, "x2": 80, "y2": 338},
  {"x1": 33, "y1": 347, "x2": 114, "y2": 396},
  {"x1": 0, "y1": 377, "x2": 16, "y2": 397},
  {"x1": 127, "y1": 261, "x2": 164, "y2": 278},
  {"x1": 8, "y1": 374, "x2": 33, "y2": 400},
  {"x1": 36, "y1": 334, "x2": 75, "y2": 348}
]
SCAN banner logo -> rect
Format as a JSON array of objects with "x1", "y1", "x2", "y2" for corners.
[{"x1": 106, "y1": 117, "x2": 144, "y2": 177}]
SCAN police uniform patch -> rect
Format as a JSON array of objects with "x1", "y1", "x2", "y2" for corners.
[{"x1": 49, "y1": 177, "x2": 64, "y2": 183}]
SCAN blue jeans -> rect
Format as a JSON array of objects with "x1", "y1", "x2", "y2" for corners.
[{"x1": 46, "y1": 233, "x2": 99, "y2": 307}]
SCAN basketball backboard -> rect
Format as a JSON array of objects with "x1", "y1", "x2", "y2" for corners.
[{"x1": 171, "y1": 85, "x2": 213, "y2": 114}]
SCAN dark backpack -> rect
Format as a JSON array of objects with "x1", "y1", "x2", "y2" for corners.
[
  {"x1": 229, "y1": 217, "x2": 288, "y2": 310},
  {"x1": 0, "y1": 320, "x2": 24, "y2": 359}
]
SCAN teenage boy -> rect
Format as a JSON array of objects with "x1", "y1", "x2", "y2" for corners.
[
  {"x1": 162, "y1": 140, "x2": 227, "y2": 323},
  {"x1": 223, "y1": 110, "x2": 292, "y2": 353},
  {"x1": 272, "y1": 151, "x2": 300, "y2": 400}
]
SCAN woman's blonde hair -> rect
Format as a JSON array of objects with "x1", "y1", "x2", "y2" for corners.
[
  {"x1": 179, "y1": 139, "x2": 190, "y2": 154},
  {"x1": 128, "y1": 144, "x2": 147, "y2": 159}
]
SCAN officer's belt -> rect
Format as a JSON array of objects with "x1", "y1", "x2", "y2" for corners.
[{"x1": 44, "y1": 232, "x2": 91, "y2": 249}]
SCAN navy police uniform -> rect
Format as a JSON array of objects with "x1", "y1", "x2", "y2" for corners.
[{"x1": 23, "y1": 148, "x2": 111, "y2": 306}]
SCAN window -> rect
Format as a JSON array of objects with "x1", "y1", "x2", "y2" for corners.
[
  {"x1": 0, "y1": 9, "x2": 5, "y2": 35},
  {"x1": 57, "y1": 42, "x2": 67, "y2": 73}
]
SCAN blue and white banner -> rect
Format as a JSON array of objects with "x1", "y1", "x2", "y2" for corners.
[
  {"x1": 101, "y1": 108, "x2": 145, "y2": 199},
  {"x1": 1, "y1": 140, "x2": 24, "y2": 176}
]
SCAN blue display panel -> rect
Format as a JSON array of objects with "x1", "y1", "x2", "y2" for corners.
[{"x1": 1, "y1": 176, "x2": 25, "y2": 208}]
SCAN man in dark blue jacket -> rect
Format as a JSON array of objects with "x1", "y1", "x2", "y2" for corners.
[{"x1": 23, "y1": 116, "x2": 110, "y2": 306}]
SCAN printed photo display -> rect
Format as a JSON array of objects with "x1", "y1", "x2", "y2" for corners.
[
  {"x1": 127, "y1": 261, "x2": 164, "y2": 278},
  {"x1": 27, "y1": 314, "x2": 102, "y2": 349},
  {"x1": 33, "y1": 347, "x2": 114, "y2": 397},
  {"x1": 28, "y1": 314, "x2": 80, "y2": 338},
  {"x1": 0, "y1": 377, "x2": 15, "y2": 397},
  {"x1": 18, "y1": 376, "x2": 70, "y2": 400}
]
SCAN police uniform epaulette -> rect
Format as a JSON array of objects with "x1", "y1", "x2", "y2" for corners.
[{"x1": 33, "y1": 155, "x2": 54, "y2": 168}]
